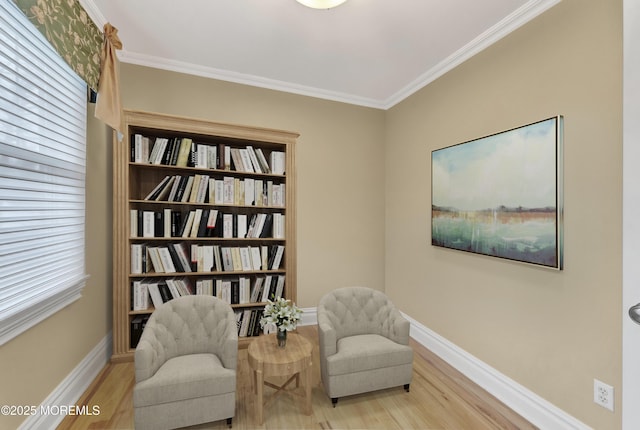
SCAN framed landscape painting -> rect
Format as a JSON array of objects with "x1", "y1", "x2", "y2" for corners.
[{"x1": 431, "y1": 116, "x2": 563, "y2": 269}]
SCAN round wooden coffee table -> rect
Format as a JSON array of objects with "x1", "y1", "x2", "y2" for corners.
[{"x1": 247, "y1": 332, "x2": 313, "y2": 424}]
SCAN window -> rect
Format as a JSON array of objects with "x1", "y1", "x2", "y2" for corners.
[{"x1": 0, "y1": 1, "x2": 88, "y2": 345}]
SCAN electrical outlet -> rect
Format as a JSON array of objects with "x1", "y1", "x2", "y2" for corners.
[{"x1": 594, "y1": 379, "x2": 614, "y2": 411}]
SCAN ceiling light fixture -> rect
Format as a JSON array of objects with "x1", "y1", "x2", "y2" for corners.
[{"x1": 296, "y1": 0, "x2": 348, "y2": 9}]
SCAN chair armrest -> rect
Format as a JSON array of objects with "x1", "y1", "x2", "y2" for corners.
[
  {"x1": 387, "y1": 309, "x2": 410, "y2": 345},
  {"x1": 218, "y1": 333, "x2": 238, "y2": 370},
  {"x1": 135, "y1": 335, "x2": 162, "y2": 383},
  {"x1": 317, "y1": 320, "x2": 337, "y2": 358}
]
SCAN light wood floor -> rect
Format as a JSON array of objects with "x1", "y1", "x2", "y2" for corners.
[{"x1": 57, "y1": 326, "x2": 537, "y2": 430}]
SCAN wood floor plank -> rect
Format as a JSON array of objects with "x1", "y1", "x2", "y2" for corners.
[{"x1": 57, "y1": 326, "x2": 537, "y2": 430}]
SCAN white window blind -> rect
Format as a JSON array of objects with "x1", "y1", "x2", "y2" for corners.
[{"x1": 0, "y1": 1, "x2": 88, "y2": 345}]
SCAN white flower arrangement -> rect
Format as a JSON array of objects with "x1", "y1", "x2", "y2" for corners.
[{"x1": 260, "y1": 297, "x2": 303, "y2": 332}]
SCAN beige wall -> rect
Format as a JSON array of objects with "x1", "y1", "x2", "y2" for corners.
[
  {"x1": 118, "y1": 64, "x2": 388, "y2": 307},
  {"x1": 0, "y1": 106, "x2": 112, "y2": 429},
  {"x1": 385, "y1": 0, "x2": 622, "y2": 429}
]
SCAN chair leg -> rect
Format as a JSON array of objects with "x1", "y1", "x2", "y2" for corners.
[
  {"x1": 331, "y1": 397, "x2": 338, "y2": 407},
  {"x1": 404, "y1": 383, "x2": 410, "y2": 392},
  {"x1": 226, "y1": 417, "x2": 232, "y2": 428}
]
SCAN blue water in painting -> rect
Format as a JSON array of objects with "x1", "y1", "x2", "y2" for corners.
[{"x1": 432, "y1": 215, "x2": 558, "y2": 267}]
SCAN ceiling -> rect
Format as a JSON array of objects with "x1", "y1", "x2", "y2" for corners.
[{"x1": 83, "y1": 0, "x2": 559, "y2": 109}]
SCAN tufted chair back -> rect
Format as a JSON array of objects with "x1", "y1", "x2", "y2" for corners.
[
  {"x1": 318, "y1": 286, "x2": 408, "y2": 344},
  {"x1": 135, "y1": 295, "x2": 238, "y2": 383}
]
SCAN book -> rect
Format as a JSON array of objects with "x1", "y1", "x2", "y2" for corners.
[
  {"x1": 131, "y1": 244, "x2": 143, "y2": 274},
  {"x1": 147, "y1": 282, "x2": 164, "y2": 308},
  {"x1": 144, "y1": 175, "x2": 171, "y2": 200},
  {"x1": 221, "y1": 247, "x2": 234, "y2": 272},
  {"x1": 239, "y1": 148, "x2": 254, "y2": 173},
  {"x1": 195, "y1": 174, "x2": 209, "y2": 203},
  {"x1": 244, "y1": 178, "x2": 255, "y2": 206},
  {"x1": 130, "y1": 315, "x2": 150, "y2": 349},
  {"x1": 163, "y1": 208, "x2": 172, "y2": 238},
  {"x1": 250, "y1": 276, "x2": 264, "y2": 302},
  {"x1": 148, "y1": 176, "x2": 175, "y2": 201},
  {"x1": 148, "y1": 137, "x2": 168, "y2": 165},
  {"x1": 180, "y1": 176, "x2": 195, "y2": 203},
  {"x1": 231, "y1": 247, "x2": 243, "y2": 271},
  {"x1": 147, "y1": 247, "x2": 165, "y2": 273},
  {"x1": 132, "y1": 134, "x2": 144, "y2": 163},
  {"x1": 261, "y1": 275, "x2": 273, "y2": 302},
  {"x1": 165, "y1": 279, "x2": 181, "y2": 299},
  {"x1": 173, "y1": 175, "x2": 189, "y2": 202},
  {"x1": 237, "y1": 214, "x2": 247, "y2": 238},
  {"x1": 131, "y1": 280, "x2": 150, "y2": 311},
  {"x1": 157, "y1": 247, "x2": 177, "y2": 273},
  {"x1": 130, "y1": 209, "x2": 138, "y2": 237},
  {"x1": 167, "y1": 175, "x2": 182, "y2": 201},
  {"x1": 196, "y1": 143, "x2": 208, "y2": 168},
  {"x1": 213, "y1": 245, "x2": 222, "y2": 272},
  {"x1": 230, "y1": 148, "x2": 245, "y2": 172},
  {"x1": 270, "y1": 151, "x2": 285, "y2": 175},
  {"x1": 207, "y1": 145, "x2": 217, "y2": 170},
  {"x1": 270, "y1": 245, "x2": 285, "y2": 270},
  {"x1": 171, "y1": 243, "x2": 192, "y2": 272},
  {"x1": 189, "y1": 175, "x2": 202, "y2": 202},
  {"x1": 250, "y1": 246, "x2": 262, "y2": 271},
  {"x1": 223, "y1": 213, "x2": 234, "y2": 239},
  {"x1": 273, "y1": 213, "x2": 285, "y2": 239},
  {"x1": 240, "y1": 247, "x2": 253, "y2": 271},
  {"x1": 274, "y1": 275, "x2": 285, "y2": 299},
  {"x1": 255, "y1": 148, "x2": 271, "y2": 173},
  {"x1": 175, "y1": 137, "x2": 192, "y2": 167},
  {"x1": 197, "y1": 245, "x2": 214, "y2": 272},
  {"x1": 190, "y1": 208, "x2": 203, "y2": 238},
  {"x1": 246, "y1": 146, "x2": 263, "y2": 173},
  {"x1": 157, "y1": 282, "x2": 173, "y2": 303},
  {"x1": 181, "y1": 211, "x2": 196, "y2": 238},
  {"x1": 223, "y1": 177, "x2": 234, "y2": 204},
  {"x1": 239, "y1": 309, "x2": 252, "y2": 337},
  {"x1": 154, "y1": 211, "x2": 164, "y2": 237}
]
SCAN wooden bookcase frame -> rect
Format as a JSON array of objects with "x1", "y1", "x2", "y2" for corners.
[{"x1": 112, "y1": 110, "x2": 298, "y2": 362}]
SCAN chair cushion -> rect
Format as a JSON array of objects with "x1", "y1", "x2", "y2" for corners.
[
  {"x1": 326, "y1": 334, "x2": 413, "y2": 376},
  {"x1": 134, "y1": 353, "x2": 236, "y2": 407}
]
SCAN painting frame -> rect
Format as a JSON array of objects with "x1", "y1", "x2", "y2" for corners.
[{"x1": 431, "y1": 116, "x2": 564, "y2": 270}]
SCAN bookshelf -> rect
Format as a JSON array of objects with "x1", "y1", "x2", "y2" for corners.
[{"x1": 112, "y1": 110, "x2": 298, "y2": 362}]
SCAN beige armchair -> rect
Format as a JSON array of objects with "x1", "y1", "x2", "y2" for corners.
[
  {"x1": 317, "y1": 286, "x2": 413, "y2": 406},
  {"x1": 133, "y1": 295, "x2": 238, "y2": 429}
]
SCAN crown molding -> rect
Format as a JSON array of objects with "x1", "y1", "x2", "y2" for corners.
[
  {"x1": 83, "y1": 0, "x2": 561, "y2": 110},
  {"x1": 117, "y1": 50, "x2": 386, "y2": 109}
]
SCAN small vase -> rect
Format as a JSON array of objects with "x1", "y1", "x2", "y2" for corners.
[{"x1": 277, "y1": 329, "x2": 287, "y2": 348}]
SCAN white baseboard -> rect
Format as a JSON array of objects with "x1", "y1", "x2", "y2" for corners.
[
  {"x1": 299, "y1": 307, "x2": 318, "y2": 327},
  {"x1": 402, "y1": 313, "x2": 591, "y2": 430},
  {"x1": 18, "y1": 332, "x2": 112, "y2": 430},
  {"x1": 302, "y1": 306, "x2": 588, "y2": 430}
]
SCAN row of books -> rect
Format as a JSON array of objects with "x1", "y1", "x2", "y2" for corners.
[
  {"x1": 234, "y1": 309, "x2": 265, "y2": 338},
  {"x1": 131, "y1": 208, "x2": 284, "y2": 239},
  {"x1": 131, "y1": 274, "x2": 285, "y2": 311},
  {"x1": 144, "y1": 174, "x2": 285, "y2": 208},
  {"x1": 131, "y1": 134, "x2": 285, "y2": 175},
  {"x1": 131, "y1": 242, "x2": 285, "y2": 274},
  {"x1": 130, "y1": 315, "x2": 150, "y2": 348}
]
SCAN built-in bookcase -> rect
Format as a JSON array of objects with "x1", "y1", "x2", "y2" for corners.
[{"x1": 112, "y1": 110, "x2": 298, "y2": 362}]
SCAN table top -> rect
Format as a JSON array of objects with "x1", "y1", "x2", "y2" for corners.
[{"x1": 247, "y1": 332, "x2": 312, "y2": 376}]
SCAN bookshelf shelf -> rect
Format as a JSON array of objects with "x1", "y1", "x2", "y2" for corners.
[{"x1": 112, "y1": 110, "x2": 298, "y2": 362}]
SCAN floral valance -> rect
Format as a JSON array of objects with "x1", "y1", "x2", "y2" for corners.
[{"x1": 12, "y1": 0, "x2": 102, "y2": 90}]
